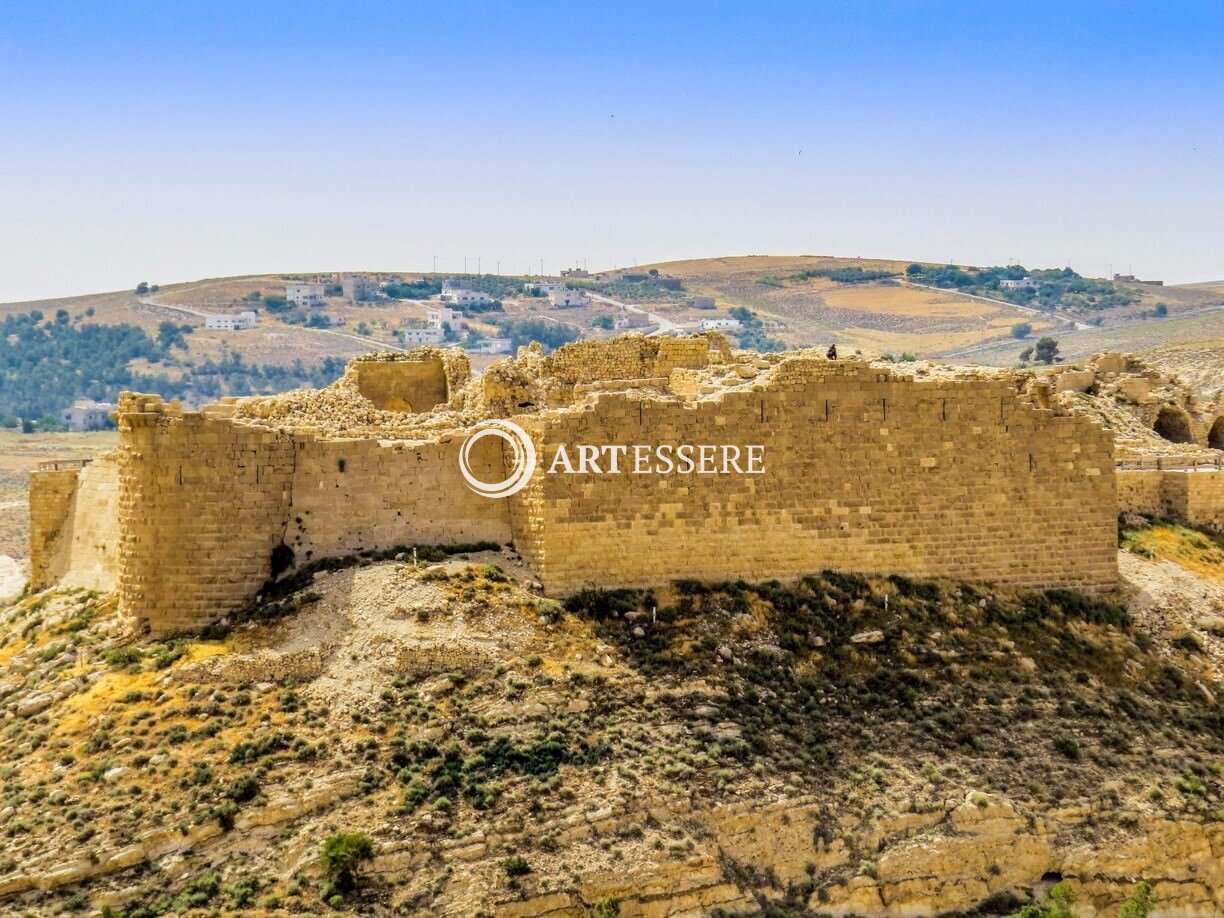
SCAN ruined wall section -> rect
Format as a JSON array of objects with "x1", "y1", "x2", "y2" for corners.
[
  {"x1": 480, "y1": 335, "x2": 722, "y2": 416},
  {"x1": 1118, "y1": 469, "x2": 1224, "y2": 530},
  {"x1": 57, "y1": 456, "x2": 120, "y2": 592},
  {"x1": 29, "y1": 467, "x2": 84, "y2": 591},
  {"x1": 541, "y1": 335, "x2": 719, "y2": 384},
  {"x1": 114, "y1": 390, "x2": 513, "y2": 635},
  {"x1": 282, "y1": 433, "x2": 512, "y2": 564},
  {"x1": 512, "y1": 359, "x2": 1118, "y2": 595},
  {"x1": 116, "y1": 396, "x2": 297, "y2": 637},
  {"x1": 347, "y1": 349, "x2": 470, "y2": 413}
]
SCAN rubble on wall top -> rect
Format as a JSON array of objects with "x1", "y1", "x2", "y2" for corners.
[{"x1": 112, "y1": 337, "x2": 1215, "y2": 457}]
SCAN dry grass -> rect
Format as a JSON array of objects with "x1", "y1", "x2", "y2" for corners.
[{"x1": 1123, "y1": 520, "x2": 1224, "y2": 587}]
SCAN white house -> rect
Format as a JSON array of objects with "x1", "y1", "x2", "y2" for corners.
[
  {"x1": 427, "y1": 306, "x2": 465, "y2": 331},
  {"x1": 286, "y1": 283, "x2": 326, "y2": 308},
  {"x1": 440, "y1": 288, "x2": 493, "y2": 307},
  {"x1": 401, "y1": 327, "x2": 445, "y2": 345},
  {"x1": 523, "y1": 280, "x2": 566, "y2": 295},
  {"x1": 466, "y1": 337, "x2": 512, "y2": 355},
  {"x1": 1000, "y1": 277, "x2": 1036, "y2": 290},
  {"x1": 204, "y1": 311, "x2": 258, "y2": 331},
  {"x1": 60, "y1": 399, "x2": 116, "y2": 432},
  {"x1": 614, "y1": 314, "x2": 651, "y2": 330},
  {"x1": 548, "y1": 288, "x2": 587, "y2": 308},
  {"x1": 700, "y1": 317, "x2": 742, "y2": 330}
]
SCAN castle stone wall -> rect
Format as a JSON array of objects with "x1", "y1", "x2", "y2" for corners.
[
  {"x1": 29, "y1": 456, "x2": 121, "y2": 593},
  {"x1": 511, "y1": 359, "x2": 1118, "y2": 595},
  {"x1": 282, "y1": 434, "x2": 511, "y2": 564},
  {"x1": 351, "y1": 357, "x2": 448, "y2": 412},
  {"x1": 29, "y1": 468, "x2": 84, "y2": 591},
  {"x1": 116, "y1": 396, "x2": 297, "y2": 636},
  {"x1": 114, "y1": 394, "x2": 512, "y2": 635},
  {"x1": 1180, "y1": 472, "x2": 1224, "y2": 530},
  {"x1": 64, "y1": 346, "x2": 1129, "y2": 636},
  {"x1": 1117, "y1": 469, "x2": 1224, "y2": 530}
]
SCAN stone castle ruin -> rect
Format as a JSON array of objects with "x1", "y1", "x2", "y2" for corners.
[{"x1": 27, "y1": 335, "x2": 1224, "y2": 637}]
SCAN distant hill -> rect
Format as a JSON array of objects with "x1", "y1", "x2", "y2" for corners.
[
  {"x1": 2, "y1": 258, "x2": 1221, "y2": 422},
  {"x1": 627, "y1": 255, "x2": 1224, "y2": 365}
]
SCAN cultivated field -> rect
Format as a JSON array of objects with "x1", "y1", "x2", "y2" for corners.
[{"x1": 633, "y1": 255, "x2": 1224, "y2": 359}]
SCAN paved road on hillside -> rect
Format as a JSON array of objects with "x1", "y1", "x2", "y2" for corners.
[
  {"x1": 584, "y1": 292, "x2": 683, "y2": 335},
  {"x1": 136, "y1": 296, "x2": 404, "y2": 352},
  {"x1": 941, "y1": 301, "x2": 1224, "y2": 361}
]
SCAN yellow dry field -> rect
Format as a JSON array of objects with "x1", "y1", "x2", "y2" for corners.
[
  {"x1": 636, "y1": 254, "x2": 913, "y2": 279},
  {"x1": 812, "y1": 280, "x2": 992, "y2": 317}
]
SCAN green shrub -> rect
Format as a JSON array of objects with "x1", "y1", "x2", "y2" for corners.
[
  {"x1": 226, "y1": 775, "x2": 260, "y2": 803},
  {"x1": 320, "y1": 832, "x2": 375, "y2": 897},
  {"x1": 503, "y1": 855, "x2": 531, "y2": 877},
  {"x1": 103, "y1": 647, "x2": 143, "y2": 669},
  {"x1": 1053, "y1": 736, "x2": 1080, "y2": 760},
  {"x1": 1119, "y1": 881, "x2": 1156, "y2": 918}
]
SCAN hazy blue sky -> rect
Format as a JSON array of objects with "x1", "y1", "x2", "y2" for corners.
[{"x1": 2, "y1": 1, "x2": 1222, "y2": 301}]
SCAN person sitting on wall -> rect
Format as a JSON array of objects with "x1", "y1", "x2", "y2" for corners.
[{"x1": 826, "y1": 344, "x2": 837, "y2": 360}]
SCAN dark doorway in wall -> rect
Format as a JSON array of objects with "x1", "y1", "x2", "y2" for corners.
[
  {"x1": 1154, "y1": 406, "x2": 1194, "y2": 444},
  {"x1": 1209, "y1": 416, "x2": 1224, "y2": 451}
]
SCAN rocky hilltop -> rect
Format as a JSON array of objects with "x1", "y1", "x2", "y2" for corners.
[{"x1": 0, "y1": 522, "x2": 1222, "y2": 916}]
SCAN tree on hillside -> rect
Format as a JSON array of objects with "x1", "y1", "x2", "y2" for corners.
[
  {"x1": 1011, "y1": 322, "x2": 1032, "y2": 339},
  {"x1": 320, "y1": 832, "x2": 374, "y2": 902},
  {"x1": 157, "y1": 321, "x2": 192, "y2": 351},
  {"x1": 1034, "y1": 337, "x2": 1060, "y2": 364},
  {"x1": 135, "y1": 281, "x2": 149, "y2": 295}
]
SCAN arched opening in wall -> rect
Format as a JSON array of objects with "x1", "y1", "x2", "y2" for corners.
[
  {"x1": 1209, "y1": 416, "x2": 1224, "y2": 451},
  {"x1": 1153, "y1": 406, "x2": 1194, "y2": 444}
]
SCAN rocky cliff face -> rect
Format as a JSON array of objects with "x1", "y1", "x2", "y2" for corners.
[{"x1": 0, "y1": 535, "x2": 1221, "y2": 916}]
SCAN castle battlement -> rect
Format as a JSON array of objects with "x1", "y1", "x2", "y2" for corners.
[{"x1": 30, "y1": 335, "x2": 1122, "y2": 636}]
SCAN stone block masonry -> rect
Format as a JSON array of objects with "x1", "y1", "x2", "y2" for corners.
[
  {"x1": 116, "y1": 395, "x2": 298, "y2": 636},
  {"x1": 511, "y1": 358, "x2": 1118, "y2": 596},
  {"x1": 29, "y1": 456, "x2": 120, "y2": 593},
  {"x1": 29, "y1": 337, "x2": 1124, "y2": 636},
  {"x1": 1117, "y1": 469, "x2": 1224, "y2": 529},
  {"x1": 111, "y1": 393, "x2": 511, "y2": 636}
]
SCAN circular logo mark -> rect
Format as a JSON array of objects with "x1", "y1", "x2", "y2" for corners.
[{"x1": 459, "y1": 419, "x2": 537, "y2": 499}]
